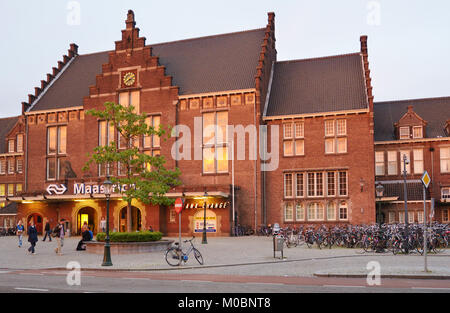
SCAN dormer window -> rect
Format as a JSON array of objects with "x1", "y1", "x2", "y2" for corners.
[
  {"x1": 413, "y1": 126, "x2": 423, "y2": 139},
  {"x1": 399, "y1": 127, "x2": 410, "y2": 140}
]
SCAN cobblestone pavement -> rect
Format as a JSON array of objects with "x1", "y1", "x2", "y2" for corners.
[{"x1": 1, "y1": 236, "x2": 449, "y2": 278}]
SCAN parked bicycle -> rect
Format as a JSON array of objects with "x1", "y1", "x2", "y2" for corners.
[{"x1": 165, "y1": 237, "x2": 204, "y2": 266}]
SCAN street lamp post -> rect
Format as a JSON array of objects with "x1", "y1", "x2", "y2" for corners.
[
  {"x1": 402, "y1": 154, "x2": 409, "y2": 254},
  {"x1": 102, "y1": 176, "x2": 113, "y2": 266},
  {"x1": 202, "y1": 191, "x2": 208, "y2": 244},
  {"x1": 376, "y1": 182, "x2": 384, "y2": 226}
]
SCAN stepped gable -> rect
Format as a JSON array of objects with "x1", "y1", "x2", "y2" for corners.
[
  {"x1": 0, "y1": 116, "x2": 20, "y2": 154},
  {"x1": 24, "y1": 44, "x2": 83, "y2": 113},
  {"x1": 265, "y1": 52, "x2": 369, "y2": 117},
  {"x1": 374, "y1": 97, "x2": 450, "y2": 141}
]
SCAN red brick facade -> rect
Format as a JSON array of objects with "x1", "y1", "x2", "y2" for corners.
[{"x1": 4, "y1": 11, "x2": 448, "y2": 237}]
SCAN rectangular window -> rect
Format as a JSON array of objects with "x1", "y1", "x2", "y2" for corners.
[
  {"x1": 400, "y1": 150, "x2": 411, "y2": 174},
  {"x1": 296, "y1": 173, "x2": 304, "y2": 197},
  {"x1": 408, "y1": 212, "x2": 415, "y2": 224},
  {"x1": 440, "y1": 147, "x2": 450, "y2": 173},
  {"x1": 399, "y1": 127, "x2": 410, "y2": 139},
  {"x1": 399, "y1": 213, "x2": 405, "y2": 224},
  {"x1": 337, "y1": 137, "x2": 347, "y2": 153},
  {"x1": 327, "y1": 202, "x2": 336, "y2": 221},
  {"x1": 47, "y1": 127, "x2": 57, "y2": 154},
  {"x1": 58, "y1": 126, "x2": 67, "y2": 154},
  {"x1": 283, "y1": 123, "x2": 293, "y2": 139},
  {"x1": 339, "y1": 203, "x2": 348, "y2": 220},
  {"x1": 375, "y1": 151, "x2": 385, "y2": 176},
  {"x1": 47, "y1": 158, "x2": 56, "y2": 180},
  {"x1": 316, "y1": 173, "x2": 323, "y2": 196},
  {"x1": 16, "y1": 134, "x2": 23, "y2": 153},
  {"x1": 442, "y1": 187, "x2": 450, "y2": 200},
  {"x1": 16, "y1": 159, "x2": 23, "y2": 174},
  {"x1": 389, "y1": 212, "x2": 396, "y2": 224},
  {"x1": 336, "y1": 119, "x2": 347, "y2": 136},
  {"x1": 387, "y1": 151, "x2": 398, "y2": 175},
  {"x1": 0, "y1": 159, "x2": 5, "y2": 174},
  {"x1": 327, "y1": 172, "x2": 336, "y2": 196},
  {"x1": 294, "y1": 122, "x2": 304, "y2": 138},
  {"x1": 7, "y1": 184, "x2": 14, "y2": 196},
  {"x1": 8, "y1": 140, "x2": 14, "y2": 153},
  {"x1": 418, "y1": 211, "x2": 424, "y2": 224},
  {"x1": 202, "y1": 112, "x2": 228, "y2": 174},
  {"x1": 307, "y1": 173, "x2": 315, "y2": 197},
  {"x1": 119, "y1": 91, "x2": 140, "y2": 113},
  {"x1": 325, "y1": 120, "x2": 335, "y2": 137},
  {"x1": 338, "y1": 171, "x2": 347, "y2": 196},
  {"x1": 296, "y1": 203, "x2": 305, "y2": 221},
  {"x1": 443, "y1": 210, "x2": 449, "y2": 223},
  {"x1": 295, "y1": 140, "x2": 304, "y2": 156},
  {"x1": 8, "y1": 159, "x2": 14, "y2": 174},
  {"x1": 0, "y1": 184, "x2": 5, "y2": 196},
  {"x1": 413, "y1": 149, "x2": 424, "y2": 174},
  {"x1": 283, "y1": 141, "x2": 294, "y2": 156},
  {"x1": 413, "y1": 126, "x2": 423, "y2": 139},
  {"x1": 284, "y1": 203, "x2": 293, "y2": 222},
  {"x1": 325, "y1": 138, "x2": 335, "y2": 154},
  {"x1": 144, "y1": 115, "x2": 162, "y2": 149},
  {"x1": 16, "y1": 184, "x2": 22, "y2": 194},
  {"x1": 284, "y1": 173, "x2": 293, "y2": 198}
]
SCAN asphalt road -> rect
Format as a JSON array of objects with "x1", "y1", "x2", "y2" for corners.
[{"x1": 1, "y1": 269, "x2": 449, "y2": 294}]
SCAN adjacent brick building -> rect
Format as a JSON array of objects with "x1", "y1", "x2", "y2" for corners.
[{"x1": 4, "y1": 10, "x2": 449, "y2": 236}]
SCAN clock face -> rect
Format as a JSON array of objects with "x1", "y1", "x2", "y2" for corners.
[{"x1": 123, "y1": 72, "x2": 136, "y2": 87}]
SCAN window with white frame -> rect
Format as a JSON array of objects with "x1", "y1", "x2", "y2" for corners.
[
  {"x1": 387, "y1": 151, "x2": 398, "y2": 175},
  {"x1": 0, "y1": 159, "x2": 5, "y2": 175},
  {"x1": 327, "y1": 202, "x2": 336, "y2": 221},
  {"x1": 413, "y1": 149, "x2": 424, "y2": 174},
  {"x1": 203, "y1": 111, "x2": 229, "y2": 174},
  {"x1": 8, "y1": 159, "x2": 14, "y2": 174},
  {"x1": 7, "y1": 184, "x2": 14, "y2": 196},
  {"x1": 119, "y1": 90, "x2": 140, "y2": 113},
  {"x1": 16, "y1": 134, "x2": 23, "y2": 153},
  {"x1": 8, "y1": 140, "x2": 14, "y2": 153},
  {"x1": 47, "y1": 125, "x2": 67, "y2": 180},
  {"x1": 443, "y1": 209, "x2": 449, "y2": 223},
  {"x1": 296, "y1": 203, "x2": 305, "y2": 221},
  {"x1": 408, "y1": 212, "x2": 415, "y2": 224},
  {"x1": 325, "y1": 119, "x2": 347, "y2": 154},
  {"x1": 338, "y1": 171, "x2": 347, "y2": 196},
  {"x1": 375, "y1": 151, "x2": 385, "y2": 176},
  {"x1": 16, "y1": 159, "x2": 23, "y2": 174},
  {"x1": 389, "y1": 212, "x2": 396, "y2": 224},
  {"x1": 284, "y1": 122, "x2": 304, "y2": 156},
  {"x1": 440, "y1": 147, "x2": 450, "y2": 173},
  {"x1": 413, "y1": 126, "x2": 423, "y2": 139},
  {"x1": 418, "y1": 211, "x2": 424, "y2": 224},
  {"x1": 339, "y1": 202, "x2": 348, "y2": 220},
  {"x1": 399, "y1": 127, "x2": 410, "y2": 139},
  {"x1": 400, "y1": 150, "x2": 411, "y2": 174},
  {"x1": 327, "y1": 172, "x2": 336, "y2": 196},
  {"x1": 307, "y1": 203, "x2": 324, "y2": 221},
  {"x1": 399, "y1": 212, "x2": 405, "y2": 224},
  {"x1": 284, "y1": 203, "x2": 294, "y2": 221},
  {"x1": 284, "y1": 173, "x2": 293, "y2": 198},
  {"x1": 307, "y1": 172, "x2": 324, "y2": 197},
  {"x1": 296, "y1": 173, "x2": 304, "y2": 197}
]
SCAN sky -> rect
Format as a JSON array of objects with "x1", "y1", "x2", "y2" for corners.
[{"x1": 0, "y1": 0, "x2": 449, "y2": 118}]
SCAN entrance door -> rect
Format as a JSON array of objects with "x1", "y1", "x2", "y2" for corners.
[
  {"x1": 77, "y1": 207, "x2": 97, "y2": 235},
  {"x1": 119, "y1": 206, "x2": 142, "y2": 232},
  {"x1": 27, "y1": 214, "x2": 43, "y2": 234}
]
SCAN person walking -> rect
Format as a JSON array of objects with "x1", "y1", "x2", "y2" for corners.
[
  {"x1": 16, "y1": 220, "x2": 25, "y2": 248},
  {"x1": 42, "y1": 221, "x2": 52, "y2": 242},
  {"x1": 100, "y1": 217, "x2": 106, "y2": 233},
  {"x1": 27, "y1": 220, "x2": 38, "y2": 255},
  {"x1": 54, "y1": 219, "x2": 65, "y2": 256}
]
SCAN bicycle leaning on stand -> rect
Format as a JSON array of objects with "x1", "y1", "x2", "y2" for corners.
[{"x1": 165, "y1": 237, "x2": 204, "y2": 266}]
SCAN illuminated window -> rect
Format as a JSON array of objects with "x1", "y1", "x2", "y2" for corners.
[
  {"x1": 440, "y1": 147, "x2": 450, "y2": 173},
  {"x1": 202, "y1": 111, "x2": 228, "y2": 174}
]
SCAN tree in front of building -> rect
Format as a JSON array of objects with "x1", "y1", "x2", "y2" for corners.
[{"x1": 83, "y1": 101, "x2": 181, "y2": 232}]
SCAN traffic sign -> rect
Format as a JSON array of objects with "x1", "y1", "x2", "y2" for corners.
[
  {"x1": 421, "y1": 171, "x2": 431, "y2": 189},
  {"x1": 175, "y1": 198, "x2": 183, "y2": 214}
]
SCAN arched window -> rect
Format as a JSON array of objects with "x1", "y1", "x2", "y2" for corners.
[
  {"x1": 339, "y1": 201, "x2": 348, "y2": 220},
  {"x1": 295, "y1": 203, "x2": 305, "y2": 221},
  {"x1": 327, "y1": 202, "x2": 336, "y2": 221},
  {"x1": 284, "y1": 203, "x2": 293, "y2": 222},
  {"x1": 307, "y1": 203, "x2": 324, "y2": 221}
]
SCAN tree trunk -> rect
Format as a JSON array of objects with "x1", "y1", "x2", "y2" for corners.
[{"x1": 127, "y1": 200, "x2": 132, "y2": 233}]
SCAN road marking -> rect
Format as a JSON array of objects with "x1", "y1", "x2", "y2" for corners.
[
  {"x1": 323, "y1": 285, "x2": 366, "y2": 288},
  {"x1": 411, "y1": 287, "x2": 450, "y2": 291},
  {"x1": 14, "y1": 287, "x2": 49, "y2": 292},
  {"x1": 18, "y1": 273, "x2": 44, "y2": 276}
]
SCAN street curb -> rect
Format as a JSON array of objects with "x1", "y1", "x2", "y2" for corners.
[{"x1": 313, "y1": 273, "x2": 450, "y2": 280}]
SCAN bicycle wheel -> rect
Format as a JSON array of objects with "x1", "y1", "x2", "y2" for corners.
[
  {"x1": 165, "y1": 247, "x2": 182, "y2": 266},
  {"x1": 193, "y1": 248, "x2": 204, "y2": 265}
]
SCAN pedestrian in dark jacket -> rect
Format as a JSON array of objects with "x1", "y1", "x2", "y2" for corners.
[
  {"x1": 42, "y1": 221, "x2": 52, "y2": 242},
  {"x1": 27, "y1": 220, "x2": 38, "y2": 255}
]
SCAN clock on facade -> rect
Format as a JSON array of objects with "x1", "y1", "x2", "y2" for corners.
[{"x1": 123, "y1": 72, "x2": 136, "y2": 87}]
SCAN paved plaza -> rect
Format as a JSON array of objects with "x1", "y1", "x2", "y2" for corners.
[{"x1": 1, "y1": 235, "x2": 449, "y2": 279}]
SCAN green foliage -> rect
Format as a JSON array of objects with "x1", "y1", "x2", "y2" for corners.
[
  {"x1": 96, "y1": 231, "x2": 163, "y2": 242},
  {"x1": 83, "y1": 102, "x2": 181, "y2": 206}
]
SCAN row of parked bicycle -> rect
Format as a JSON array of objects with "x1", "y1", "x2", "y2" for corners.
[
  {"x1": 0, "y1": 227, "x2": 16, "y2": 236},
  {"x1": 262, "y1": 223, "x2": 449, "y2": 255}
]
